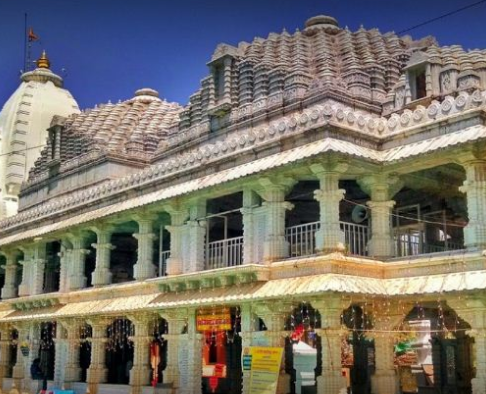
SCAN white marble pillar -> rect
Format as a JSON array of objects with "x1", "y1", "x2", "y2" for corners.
[
  {"x1": 240, "y1": 304, "x2": 259, "y2": 394},
  {"x1": 128, "y1": 316, "x2": 152, "y2": 394},
  {"x1": 24, "y1": 322, "x2": 41, "y2": 391},
  {"x1": 133, "y1": 215, "x2": 157, "y2": 280},
  {"x1": 358, "y1": 174, "x2": 403, "y2": 258},
  {"x1": 459, "y1": 160, "x2": 486, "y2": 249},
  {"x1": 91, "y1": 226, "x2": 114, "y2": 287},
  {"x1": 258, "y1": 178, "x2": 295, "y2": 263},
  {"x1": 165, "y1": 208, "x2": 189, "y2": 276},
  {"x1": 161, "y1": 312, "x2": 187, "y2": 389},
  {"x1": 1, "y1": 250, "x2": 20, "y2": 299},
  {"x1": 241, "y1": 189, "x2": 260, "y2": 265},
  {"x1": 314, "y1": 300, "x2": 347, "y2": 394},
  {"x1": 370, "y1": 332, "x2": 399, "y2": 394},
  {"x1": 87, "y1": 319, "x2": 111, "y2": 394},
  {"x1": 179, "y1": 309, "x2": 202, "y2": 394},
  {"x1": 0, "y1": 326, "x2": 11, "y2": 390},
  {"x1": 451, "y1": 299, "x2": 486, "y2": 394},
  {"x1": 58, "y1": 244, "x2": 70, "y2": 293},
  {"x1": 311, "y1": 163, "x2": 347, "y2": 253},
  {"x1": 254, "y1": 304, "x2": 290, "y2": 394},
  {"x1": 186, "y1": 200, "x2": 207, "y2": 272},
  {"x1": 67, "y1": 233, "x2": 90, "y2": 291},
  {"x1": 12, "y1": 324, "x2": 28, "y2": 389},
  {"x1": 57, "y1": 321, "x2": 82, "y2": 389},
  {"x1": 31, "y1": 241, "x2": 47, "y2": 295}
]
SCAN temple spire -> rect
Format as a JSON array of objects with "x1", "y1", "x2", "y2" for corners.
[{"x1": 36, "y1": 50, "x2": 50, "y2": 69}]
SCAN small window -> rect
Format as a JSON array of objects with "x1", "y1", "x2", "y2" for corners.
[{"x1": 409, "y1": 66, "x2": 427, "y2": 101}]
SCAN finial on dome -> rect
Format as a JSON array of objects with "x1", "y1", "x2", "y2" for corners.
[
  {"x1": 36, "y1": 50, "x2": 50, "y2": 69},
  {"x1": 303, "y1": 15, "x2": 340, "y2": 35}
]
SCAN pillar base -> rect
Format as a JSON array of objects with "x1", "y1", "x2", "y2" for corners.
[
  {"x1": 472, "y1": 376, "x2": 486, "y2": 394},
  {"x1": 371, "y1": 370, "x2": 398, "y2": 394},
  {"x1": 133, "y1": 264, "x2": 156, "y2": 281},
  {"x1": 317, "y1": 371, "x2": 347, "y2": 394},
  {"x1": 91, "y1": 269, "x2": 112, "y2": 287},
  {"x1": 67, "y1": 275, "x2": 87, "y2": 291},
  {"x1": 263, "y1": 236, "x2": 290, "y2": 262}
]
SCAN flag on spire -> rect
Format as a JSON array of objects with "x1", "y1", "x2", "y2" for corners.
[{"x1": 28, "y1": 27, "x2": 39, "y2": 42}]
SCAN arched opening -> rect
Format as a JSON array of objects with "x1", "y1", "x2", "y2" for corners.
[
  {"x1": 110, "y1": 222, "x2": 139, "y2": 284},
  {"x1": 5, "y1": 328, "x2": 17, "y2": 378},
  {"x1": 284, "y1": 302, "x2": 321, "y2": 394},
  {"x1": 200, "y1": 306, "x2": 242, "y2": 394},
  {"x1": 150, "y1": 317, "x2": 168, "y2": 385},
  {"x1": 79, "y1": 324, "x2": 92, "y2": 383},
  {"x1": 395, "y1": 303, "x2": 472, "y2": 394},
  {"x1": 39, "y1": 322, "x2": 56, "y2": 381},
  {"x1": 0, "y1": 255, "x2": 6, "y2": 295},
  {"x1": 105, "y1": 318, "x2": 134, "y2": 384},
  {"x1": 342, "y1": 305, "x2": 374, "y2": 394}
]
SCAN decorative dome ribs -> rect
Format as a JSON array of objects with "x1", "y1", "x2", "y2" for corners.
[{"x1": 27, "y1": 89, "x2": 182, "y2": 182}]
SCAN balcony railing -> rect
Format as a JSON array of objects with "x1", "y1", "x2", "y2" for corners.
[
  {"x1": 159, "y1": 250, "x2": 171, "y2": 276},
  {"x1": 395, "y1": 233, "x2": 464, "y2": 257},
  {"x1": 285, "y1": 221, "x2": 370, "y2": 258},
  {"x1": 205, "y1": 236, "x2": 244, "y2": 270}
]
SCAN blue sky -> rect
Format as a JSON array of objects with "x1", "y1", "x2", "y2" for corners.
[{"x1": 1, "y1": 0, "x2": 486, "y2": 109}]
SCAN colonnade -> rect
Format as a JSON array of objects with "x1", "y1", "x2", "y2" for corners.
[{"x1": 0, "y1": 298, "x2": 483, "y2": 394}]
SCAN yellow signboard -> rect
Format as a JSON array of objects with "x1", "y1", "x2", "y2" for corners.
[
  {"x1": 197, "y1": 310, "x2": 232, "y2": 331},
  {"x1": 242, "y1": 346, "x2": 283, "y2": 394}
]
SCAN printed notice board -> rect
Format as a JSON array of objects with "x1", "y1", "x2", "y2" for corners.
[{"x1": 242, "y1": 346, "x2": 283, "y2": 394}]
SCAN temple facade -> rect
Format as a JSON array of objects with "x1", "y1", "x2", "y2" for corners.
[{"x1": 0, "y1": 14, "x2": 485, "y2": 394}]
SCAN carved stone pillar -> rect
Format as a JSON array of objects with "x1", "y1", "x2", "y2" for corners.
[
  {"x1": 24, "y1": 322, "x2": 41, "y2": 391},
  {"x1": 459, "y1": 160, "x2": 486, "y2": 249},
  {"x1": 358, "y1": 174, "x2": 403, "y2": 258},
  {"x1": 58, "y1": 244, "x2": 70, "y2": 293},
  {"x1": 12, "y1": 324, "x2": 28, "y2": 389},
  {"x1": 240, "y1": 304, "x2": 258, "y2": 394},
  {"x1": 186, "y1": 200, "x2": 207, "y2": 272},
  {"x1": 87, "y1": 319, "x2": 111, "y2": 394},
  {"x1": 54, "y1": 323, "x2": 67, "y2": 387},
  {"x1": 57, "y1": 321, "x2": 82, "y2": 388},
  {"x1": 241, "y1": 189, "x2": 260, "y2": 265},
  {"x1": 0, "y1": 326, "x2": 12, "y2": 390},
  {"x1": 67, "y1": 233, "x2": 90, "y2": 291},
  {"x1": 128, "y1": 315, "x2": 153, "y2": 394},
  {"x1": 258, "y1": 178, "x2": 295, "y2": 262},
  {"x1": 1, "y1": 250, "x2": 20, "y2": 299},
  {"x1": 133, "y1": 215, "x2": 157, "y2": 280},
  {"x1": 450, "y1": 299, "x2": 486, "y2": 394},
  {"x1": 178, "y1": 308, "x2": 202, "y2": 394},
  {"x1": 160, "y1": 311, "x2": 187, "y2": 389},
  {"x1": 314, "y1": 300, "x2": 347, "y2": 394},
  {"x1": 223, "y1": 56, "x2": 233, "y2": 102},
  {"x1": 254, "y1": 303, "x2": 290, "y2": 394},
  {"x1": 31, "y1": 241, "x2": 47, "y2": 295},
  {"x1": 311, "y1": 163, "x2": 347, "y2": 253},
  {"x1": 369, "y1": 310, "x2": 405, "y2": 394},
  {"x1": 165, "y1": 207, "x2": 189, "y2": 276},
  {"x1": 91, "y1": 226, "x2": 114, "y2": 287}
]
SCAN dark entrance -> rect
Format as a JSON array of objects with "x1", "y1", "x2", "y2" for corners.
[
  {"x1": 106, "y1": 319, "x2": 134, "y2": 384},
  {"x1": 201, "y1": 307, "x2": 242, "y2": 394}
]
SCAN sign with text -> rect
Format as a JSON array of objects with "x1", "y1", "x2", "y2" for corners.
[
  {"x1": 242, "y1": 346, "x2": 283, "y2": 394},
  {"x1": 197, "y1": 309, "x2": 232, "y2": 331}
]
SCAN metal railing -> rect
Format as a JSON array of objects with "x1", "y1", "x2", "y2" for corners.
[
  {"x1": 285, "y1": 221, "x2": 370, "y2": 258},
  {"x1": 205, "y1": 236, "x2": 244, "y2": 270},
  {"x1": 159, "y1": 250, "x2": 171, "y2": 276},
  {"x1": 395, "y1": 234, "x2": 464, "y2": 257}
]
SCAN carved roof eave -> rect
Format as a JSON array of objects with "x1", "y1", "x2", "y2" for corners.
[
  {"x1": 20, "y1": 151, "x2": 151, "y2": 197},
  {"x1": 152, "y1": 87, "x2": 383, "y2": 163},
  {"x1": 2, "y1": 91, "x2": 485, "y2": 238}
]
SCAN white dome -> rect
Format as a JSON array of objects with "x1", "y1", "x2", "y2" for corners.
[{"x1": 0, "y1": 63, "x2": 80, "y2": 218}]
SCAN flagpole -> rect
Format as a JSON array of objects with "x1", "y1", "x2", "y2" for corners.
[{"x1": 23, "y1": 13, "x2": 27, "y2": 72}]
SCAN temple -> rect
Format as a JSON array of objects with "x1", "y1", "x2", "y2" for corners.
[
  {"x1": 0, "y1": 51, "x2": 79, "y2": 219},
  {"x1": 0, "y1": 14, "x2": 485, "y2": 394}
]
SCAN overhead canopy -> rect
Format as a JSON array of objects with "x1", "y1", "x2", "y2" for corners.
[{"x1": 1, "y1": 271, "x2": 485, "y2": 323}]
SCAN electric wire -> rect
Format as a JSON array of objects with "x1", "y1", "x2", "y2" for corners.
[{"x1": 397, "y1": 0, "x2": 486, "y2": 34}]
